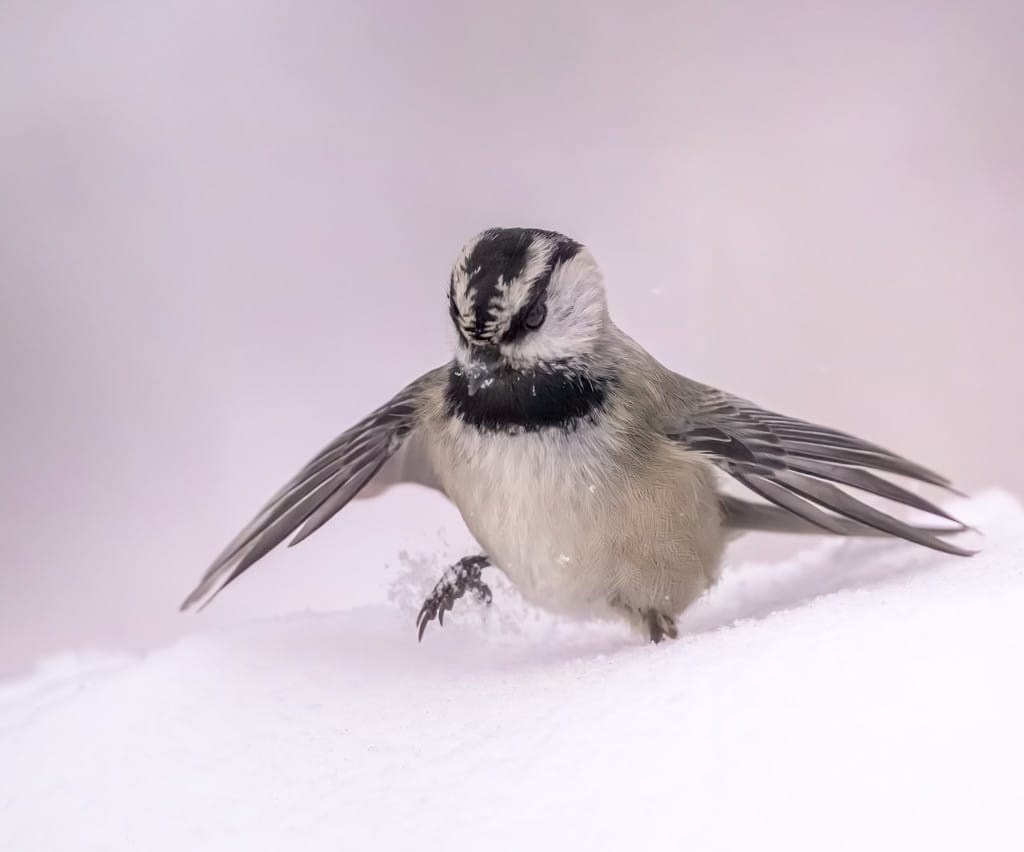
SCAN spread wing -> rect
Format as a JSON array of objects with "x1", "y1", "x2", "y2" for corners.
[
  {"x1": 181, "y1": 368, "x2": 445, "y2": 611},
  {"x1": 666, "y1": 384, "x2": 973, "y2": 556}
]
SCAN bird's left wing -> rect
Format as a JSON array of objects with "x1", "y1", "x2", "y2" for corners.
[
  {"x1": 663, "y1": 382, "x2": 973, "y2": 556},
  {"x1": 181, "y1": 367, "x2": 446, "y2": 610}
]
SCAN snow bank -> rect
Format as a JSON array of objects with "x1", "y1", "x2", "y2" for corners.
[{"x1": 2, "y1": 491, "x2": 1023, "y2": 851}]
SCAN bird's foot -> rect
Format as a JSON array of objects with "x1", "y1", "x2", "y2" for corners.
[
  {"x1": 416, "y1": 554, "x2": 492, "y2": 641},
  {"x1": 610, "y1": 595, "x2": 680, "y2": 644},
  {"x1": 643, "y1": 610, "x2": 678, "y2": 643}
]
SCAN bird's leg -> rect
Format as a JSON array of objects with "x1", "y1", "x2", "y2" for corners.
[
  {"x1": 416, "y1": 554, "x2": 492, "y2": 641},
  {"x1": 610, "y1": 596, "x2": 679, "y2": 644}
]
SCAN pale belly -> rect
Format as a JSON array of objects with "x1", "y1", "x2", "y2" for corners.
[
  {"x1": 449, "y1": 461, "x2": 615, "y2": 614},
  {"x1": 429, "y1": 422, "x2": 724, "y2": 618}
]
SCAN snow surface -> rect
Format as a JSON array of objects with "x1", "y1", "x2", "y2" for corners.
[{"x1": 2, "y1": 490, "x2": 1023, "y2": 851}]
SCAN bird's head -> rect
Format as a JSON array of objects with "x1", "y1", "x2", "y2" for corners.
[{"x1": 447, "y1": 227, "x2": 609, "y2": 394}]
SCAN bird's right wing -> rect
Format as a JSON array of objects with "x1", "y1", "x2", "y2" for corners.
[{"x1": 181, "y1": 367, "x2": 446, "y2": 611}]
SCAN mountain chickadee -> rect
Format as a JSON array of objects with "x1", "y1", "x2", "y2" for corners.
[{"x1": 182, "y1": 227, "x2": 971, "y2": 642}]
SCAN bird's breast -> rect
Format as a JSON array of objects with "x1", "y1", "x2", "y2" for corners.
[{"x1": 429, "y1": 418, "x2": 633, "y2": 614}]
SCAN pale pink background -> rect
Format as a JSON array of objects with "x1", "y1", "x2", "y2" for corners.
[{"x1": 1, "y1": 1, "x2": 1021, "y2": 674}]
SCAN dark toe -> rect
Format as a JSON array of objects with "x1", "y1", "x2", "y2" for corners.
[{"x1": 643, "y1": 610, "x2": 677, "y2": 644}]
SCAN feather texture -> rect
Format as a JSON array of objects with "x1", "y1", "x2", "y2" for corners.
[
  {"x1": 668, "y1": 388, "x2": 972, "y2": 556},
  {"x1": 180, "y1": 370, "x2": 442, "y2": 610}
]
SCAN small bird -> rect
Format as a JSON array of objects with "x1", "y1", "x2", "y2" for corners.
[{"x1": 182, "y1": 227, "x2": 972, "y2": 642}]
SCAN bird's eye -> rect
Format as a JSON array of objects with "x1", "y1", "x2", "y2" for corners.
[{"x1": 524, "y1": 301, "x2": 547, "y2": 330}]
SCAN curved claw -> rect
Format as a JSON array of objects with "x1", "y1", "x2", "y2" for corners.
[
  {"x1": 415, "y1": 554, "x2": 494, "y2": 642},
  {"x1": 416, "y1": 600, "x2": 437, "y2": 642}
]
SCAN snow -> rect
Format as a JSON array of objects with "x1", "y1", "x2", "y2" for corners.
[{"x1": 3, "y1": 490, "x2": 1024, "y2": 851}]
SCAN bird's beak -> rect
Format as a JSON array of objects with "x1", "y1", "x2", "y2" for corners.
[{"x1": 463, "y1": 345, "x2": 501, "y2": 396}]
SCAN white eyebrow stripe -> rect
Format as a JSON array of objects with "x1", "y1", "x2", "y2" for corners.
[
  {"x1": 450, "y1": 235, "x2": 484, "y2": 329},
  {"x1": 485, "y1": 235, "x2": 556, "y2": 335}
]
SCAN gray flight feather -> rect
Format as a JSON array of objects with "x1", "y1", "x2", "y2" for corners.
[
  {"x1": 180, "y1": 368, "x2": 444, "y2": 611},
  {"x1": 668, "y1": 383, "x2": 973, "y2": 556},
  {"x1": 717, "y1": 495, "x2": 962, "y2": 539}
]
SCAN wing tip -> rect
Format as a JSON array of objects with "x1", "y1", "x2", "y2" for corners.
[
  {"x1": 178, "y1": 587, "x2": 209, "y2": 613},
  {"x1": 286, "y1": 529, "x2": 310, "y2": 548},
  {"x1": 738, "y1": 469, "x2": 980, "y2": 557},
  {"x1": 179, "y1": 572, "x2": 226, "y2": 612},
  {"x1": 934, "y1": 539, "x2": 978, "y2": 558}
]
